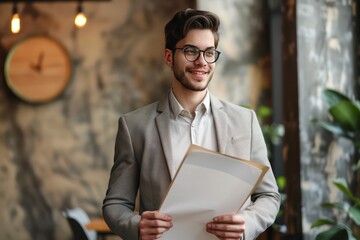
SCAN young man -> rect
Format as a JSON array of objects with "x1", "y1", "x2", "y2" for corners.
[{"x1": 103, "y1": 8, "x2": 280, "y2": 240}]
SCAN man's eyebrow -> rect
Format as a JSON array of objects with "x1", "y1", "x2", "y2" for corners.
[
  {"x1": 182, "y1": 44, "x2": 216, "y2": 50},
  {"x1": 181, "y1": 44, "x2": 197, "y2": 48}
]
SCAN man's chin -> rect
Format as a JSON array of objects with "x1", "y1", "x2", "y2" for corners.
[
  {"x1": 174, "y1": 74, "x2": 211, "y2": 91},
  {"x1": 184, "y1": 84, "x2": 208, "y2": 92}
]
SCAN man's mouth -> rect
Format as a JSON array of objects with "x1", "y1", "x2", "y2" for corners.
[{"x1": 188, "y1": 69, "x2": 208, "y2": 75}]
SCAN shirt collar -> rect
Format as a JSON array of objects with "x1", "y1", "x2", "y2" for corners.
[{"x1": 169, "y1": 89, "x2": 210, "y2": 118}]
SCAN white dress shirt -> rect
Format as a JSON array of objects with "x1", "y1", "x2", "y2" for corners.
[{"x1": 168, "y1": 90, "x2": 218, "y2": 178}]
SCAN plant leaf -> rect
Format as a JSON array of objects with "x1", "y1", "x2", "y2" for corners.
[
  {"x1": 349, "y1": 205, "x2": 360, "y2": 225},
  {"x1": 323, "y1": 89, "x2": 350, "y2": 106},
  {"x1": 332, "y1": 179, "x2": 360, "y2": 205},
  {"x1": 257, "y1": 105, "x2": 272, "y2": 119},
  {"x1": 352, "y1": 196, "x2": 360, "y2": 206},
  {"x1": 321, "y1": 202, "x2": 349, "y2": 211},
  {"x1": 314, "y1": 225, "x2": 350, "y2": 240},
  {"x1": 311, "y1": 219, "x2": 336, "y2": 228},
  {"x1": 323, "y1": 89, "x2": 351, "y2": 107},
  {"x1": 355, "y1": 100, "x2": 360, "y2": 110},
  {"x1": 352, "y1": 160, "x2": 360, "y2": 171},
  {"x1": 276, "y1": 176, "x2": 286, "y2": 190},
  {"x1": 312, "y1": 119, "x2": 354, "y2": 140},
  {"x1": 329, "y1": 100, "x2": 360, "y2": 131},
  {"x1": 333, "y1": 178, "x2": 353, "y2": 199}
]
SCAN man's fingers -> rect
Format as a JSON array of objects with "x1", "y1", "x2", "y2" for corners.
[
  {"x1": 139, "y1": 218, "x2": 173, "y2": 228},
  {"x1": 206, "y1": 214, "x2": 245, "y2": 239},
  {"x1": 207, "y1": 223, "x2": 244, "y2": 232},
  {"x1": 141, "y1": 211, "x2": 172, "y2": 221},
  {"x1": 139, "y1": 211, "x2": 173, "y2": 239},
  {"x1": 207, "y1": 229, "x2": 243, "y2": 239},
  {"x1": 213, "y1": 214, "x2": 245, "y2": 224},
  {"x1": 139, "y1": 225, "x2": 170, "y2": 236}
]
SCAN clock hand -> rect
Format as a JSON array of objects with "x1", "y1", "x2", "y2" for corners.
[
  {"x1": 37, "y1": 52, "x2": 44, "y2": 71},
  {"x1": 30, "y1": 52, "x2": 44, "y2": 73}
]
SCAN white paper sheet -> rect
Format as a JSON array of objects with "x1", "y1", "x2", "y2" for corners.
[{"x1": 159, "y1": 145, "x2": 268, "y2": 240}]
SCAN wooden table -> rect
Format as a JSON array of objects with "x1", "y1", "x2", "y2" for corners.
[{"x1": 86, "y1": 218, "x2": 115, "y2": 239}]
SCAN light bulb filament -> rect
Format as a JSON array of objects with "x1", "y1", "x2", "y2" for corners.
[
  {"x1": 74, "y1": 4, "x2": 87, "y2": 28},
  {"x1": 11, "y1": 13, "x2": 20, "y2": 34}
]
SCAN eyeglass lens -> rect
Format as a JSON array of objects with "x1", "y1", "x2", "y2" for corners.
[{"x1": 182, "y1": 47, "x2": 220, "y2": 63}]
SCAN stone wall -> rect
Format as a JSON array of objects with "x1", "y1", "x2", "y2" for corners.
[
  {"x1": 0, "y1": 0, "x2": 270, "y2": 239},
  {"x1": 297, "y1": 0, "x2": 357, "y2": 239}
]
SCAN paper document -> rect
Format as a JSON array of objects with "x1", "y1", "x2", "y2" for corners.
[{"x1": 159, "y1": 145, "x2": 269, "y2": 240}]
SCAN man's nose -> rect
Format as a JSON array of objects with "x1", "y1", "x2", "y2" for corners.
[{"x1": 194, "y1": 52, "x2": 207, "y2": 65}]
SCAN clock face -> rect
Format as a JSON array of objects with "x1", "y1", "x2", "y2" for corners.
[{"x1": 4, "y1": 35, "x2": 72, "y2": 103}]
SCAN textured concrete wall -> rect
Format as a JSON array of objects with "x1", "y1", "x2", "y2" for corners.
[
  {"x1": 297, "y1": 0, "x2": 356, "y2": 239},
  {"x1": 0, "y1": 0, "x2": 269, "y2": 239}
]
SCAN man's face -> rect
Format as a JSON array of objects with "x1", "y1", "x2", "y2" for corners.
[{"x1": 165, "y1": 29, "x2": 216, "y2": 92}]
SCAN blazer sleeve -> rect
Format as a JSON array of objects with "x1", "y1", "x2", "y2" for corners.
[
  {"x1": 102, "y1": 116, "x2": 141, "y2": 240},
  {"x1": 242, "y1": 110, "x2": 281, "y2": 240}
]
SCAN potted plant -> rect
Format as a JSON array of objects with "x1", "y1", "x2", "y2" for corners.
[{"x1": 311, "y1": 89, "x2": 360, "y2": 240}]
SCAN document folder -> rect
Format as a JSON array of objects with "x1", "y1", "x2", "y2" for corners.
[{"x1": 159, "y1": 144, "x2": 269, "y2": 240}]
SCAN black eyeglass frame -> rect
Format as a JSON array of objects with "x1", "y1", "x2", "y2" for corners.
[{"x1": 173, "y1": 46, "x2": 221, "y2": 64}]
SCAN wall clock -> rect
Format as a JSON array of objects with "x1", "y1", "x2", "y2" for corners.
[{"x1": 4, "y1": 35, "x2": 72, "y2": 103}]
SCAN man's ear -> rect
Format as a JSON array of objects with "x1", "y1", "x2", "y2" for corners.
[{"x1": 164, "y1": 49, "x2": 173, "y2": 68}]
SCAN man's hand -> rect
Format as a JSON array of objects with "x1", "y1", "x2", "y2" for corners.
[
  {"x1": 206, "y1": 214, "x2": 245, "y2": 240},
  {"x1": 139, "y1": 211, "x2": 173, "y2": 240}
]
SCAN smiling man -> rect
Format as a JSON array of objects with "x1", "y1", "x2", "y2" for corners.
[{"x1": 103, "y1": 8, "x2": 280, "y2": 240}]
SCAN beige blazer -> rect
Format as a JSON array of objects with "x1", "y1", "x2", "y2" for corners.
[{"x1": 103, "y1": 93, "x2": 280, "y2": 240}]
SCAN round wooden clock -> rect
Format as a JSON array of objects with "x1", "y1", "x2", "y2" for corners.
[{"x1": 4, "y1": 35, "x2": 72, "y2": 103}]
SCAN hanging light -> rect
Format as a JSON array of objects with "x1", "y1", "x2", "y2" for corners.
[
  {"x1": 11, "y1": 2, "x2": 20, "y2": 34},
  {"x1": 74, "y1": 0, "x2": 87, "y2": 28}
]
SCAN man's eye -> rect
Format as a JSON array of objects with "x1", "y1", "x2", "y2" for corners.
[
  {"x1": 205, "y1": 50, "x2": 215, "y2": 57},
  {"x1": 185, "y1": 48, "x2": 198, "y2": 55}
]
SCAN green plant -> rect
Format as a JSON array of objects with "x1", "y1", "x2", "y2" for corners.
[
  {"x1": 273, "y1": 175, "x2": 287, "y2": 233},
  {"x1": 255, "y1": 105, "x2": 287, "y2": 232},
  {"x1": 256, "y1": 105, "x2": 285, "y2": 158},
  {"x1": 311, "y1": 89, "x2": 360, "y2": 240}
]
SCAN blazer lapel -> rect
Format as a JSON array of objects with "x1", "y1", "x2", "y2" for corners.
[
  {"x1": 155, "y1": 96, "x2": 173, "y2": 178},
  {"x1": 210, "y1": 94, "x2": 228, "y2": 153},
  {"x1": 155, "y1": 93, "x2": 229, "y2": 176}
]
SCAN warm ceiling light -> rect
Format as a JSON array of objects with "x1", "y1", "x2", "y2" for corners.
[
  {"x1": 74, "y1": 2, "x2": 87, "y2": 28},
  {"x1": 11, "y1": 3, "x2": 20, "y2": 34}
]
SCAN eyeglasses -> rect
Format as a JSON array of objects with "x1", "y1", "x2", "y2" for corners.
[{"x1": 173, "y1": 46, "x2": 221, "y2": 63}]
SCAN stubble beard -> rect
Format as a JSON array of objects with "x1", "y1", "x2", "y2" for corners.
[{"x1": 172, "y1": 65, "x2": 214, "y2": 92}]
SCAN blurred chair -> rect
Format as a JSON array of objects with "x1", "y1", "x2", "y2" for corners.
[{"x1": 62, "y1": 208, "x2": 97, "y2": 240}]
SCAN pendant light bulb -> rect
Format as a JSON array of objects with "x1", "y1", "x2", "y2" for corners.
[
  {"x1": 11, "y1": 4, "x2": 20, "y2": 34},
  {"x1": 74, "y1": 4, "x2": 87, "y2": 28}
]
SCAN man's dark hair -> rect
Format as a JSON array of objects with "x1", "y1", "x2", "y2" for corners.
[{"x1": 164, "y1": 8, "x2": 220, "y2": 50}]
